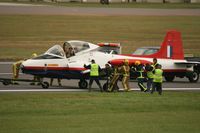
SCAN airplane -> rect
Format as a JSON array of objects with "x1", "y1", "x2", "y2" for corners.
[{"x1": 21, "y1": 30, "x2": 200, "y2": 89}]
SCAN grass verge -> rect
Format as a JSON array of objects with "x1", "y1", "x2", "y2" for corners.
[
  {"x1": 0, "y1": 91, "x2": 200, "y2": 133},
  {"x1": 0, "y1": 15, "x2": 200, "y2": 60}
]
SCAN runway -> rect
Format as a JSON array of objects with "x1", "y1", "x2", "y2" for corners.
[
  {"x1": 0, "y1": 62, "x2": 200, "y2": 92},
  {"x1": 0, "y1": 2, "x2": 200, "y2": 16}
]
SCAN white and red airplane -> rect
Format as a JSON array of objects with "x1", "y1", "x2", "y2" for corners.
[{"x1": 21, "y1": 30, "x2": 200, "y2": 88}]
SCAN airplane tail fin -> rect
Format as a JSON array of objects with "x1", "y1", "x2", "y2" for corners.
[{"x1": 152, "y1": 30, "x2": 184, "y2": 60}]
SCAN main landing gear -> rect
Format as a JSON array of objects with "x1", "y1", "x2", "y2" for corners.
[{"x1": 78, "y1": 79, "x2": 88, "y2": 89}]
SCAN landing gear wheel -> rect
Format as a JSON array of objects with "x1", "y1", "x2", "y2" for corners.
[
  {"x1": 165, "y1": 75, "x2": 175, "y2": 82},
  {"x1": 188, "y1": 71, "x2": 199, "y2": 83},
  {"x1": 2, "y1": 80, "x2": 11, "y2": 86},
  {"x1": 79, "y1": 80, "x2": 88, "y2": 89},
  {"x1": 41, "y1": 82, "x2": 49, "y2": 89}
]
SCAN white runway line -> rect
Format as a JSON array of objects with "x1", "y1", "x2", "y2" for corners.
[
  {"x1": 0, "y1": 88, "x2": 200, "y2": 92},
  {"x1": 0, "y1": 73, "x2": 23, "y2": 75},
  {"x1": 0, "y1": 2, "x2": 45, "y2": 7},
  {"x1": 0, "y1": 62, "x2": 14, "y2": 64}
]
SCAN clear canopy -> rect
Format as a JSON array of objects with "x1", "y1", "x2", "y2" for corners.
[
  {"x1": 45, "y1": 45, "x2": 65, "y2": 57},
  {"x1": 63, "y1": 41, "x2": 90, "y2": 54}
]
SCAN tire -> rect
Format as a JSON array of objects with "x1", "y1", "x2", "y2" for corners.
[
  {"x1": 2, "y1": 80, "x2": 11, "y2": 86},
  {"x1": 164, "y1": 75, "x2": 175, "y2": 82},
  {"x1": 188, "y1": 71, "x2": 199, "y2": 83},
  {"x1": 42, "y1": 82, "x2": 49, "y2": 89},
  {"x1": 79, "y1": 80, "x2": 88, "y2": 89}
]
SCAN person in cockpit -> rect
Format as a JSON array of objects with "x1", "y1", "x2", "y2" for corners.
[{"x1": 63, "y1": 43, "x2": 75, "y2": 58}]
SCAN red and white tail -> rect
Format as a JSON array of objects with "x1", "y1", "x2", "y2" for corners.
[{"x1": 150, "y1": 30, "x2": 184, "y2": 60}]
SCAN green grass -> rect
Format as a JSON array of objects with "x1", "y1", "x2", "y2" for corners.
[
  {"x1": 0, "y1": 92, "x2": 200, "y2": 133},
  {"x1": 1, "y1": 1, "x2": 200, "y2": 9},
  {"x1": 0, "y1": 15, "x2": 200, "y2": 60}
]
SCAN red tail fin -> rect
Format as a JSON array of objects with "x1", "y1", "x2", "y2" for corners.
[{"x1": 152, "y1": 30, "x2": 184, "y2": 59}]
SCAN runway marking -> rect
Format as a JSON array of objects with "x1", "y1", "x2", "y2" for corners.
[
  {"x1": 0, "y1": 73, "x2": 23, "y2": 75},
  {"x1": 0, "y1": 2, "x2": 45, "y2": 7},
  {"x1": 0, "y1": 88, "x2": 200, "y2": 92},
  {"x1": 0, "y1": 62, "x2": 14, "y2": 64}
]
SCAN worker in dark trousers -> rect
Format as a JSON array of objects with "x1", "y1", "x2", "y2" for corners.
[
  {"x1": 135, "y1": 61, "x2": 147, "y2": 92},
  {"x1": 84, "y1": 59, "x2": 103, "y2": 92},
  {"x1": 121, "y1": 59, "x2": 131, "y2": 92},
  {"x1": 50, "y1": 78, "x2": 62, "y2": 86},
  {"x1": 103, "y1": 63, "x2": 113, "y2": 91},
  {"x1": 145, "y1": 63, "x2": 154, "y2": 92},
  {"x1": 151, "y1": 64, "x2": 163, "y2": 95}
]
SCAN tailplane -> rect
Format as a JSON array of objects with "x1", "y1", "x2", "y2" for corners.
[{"x1": 151, "y1": 30, "x2": 184, "y2": 59}]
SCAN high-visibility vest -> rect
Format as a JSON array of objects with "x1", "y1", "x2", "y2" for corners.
[
  {"x1": 147, "y1": 65, "x2": 154, "y2": 78},
  {"x1": 153, "y1": 69, "x2": 163, "y2": 83},
  {"x1": 138, "y1": 70, "x2": 144, "y2": 78},
  {"x1": 90, "y1": 64, "x2": 99, "y2": 76}
]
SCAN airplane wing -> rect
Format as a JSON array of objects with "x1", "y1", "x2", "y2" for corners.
[{"x1": 108, "y1": 59, "x2": 152, "y2": 66}]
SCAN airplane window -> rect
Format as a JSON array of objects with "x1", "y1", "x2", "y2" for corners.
[
  {"x1": 132, "y1": 48, "x2": 147, "y2": 55},
  {"x1": 33, "y1": 54, "x2": 62, "y2": 59},
  {"x1": 133, "y1": 48, "x2": 159, "y2": 55},
  {"x1": 144, "y1": 49, "x2": 159, "y2": 55}
]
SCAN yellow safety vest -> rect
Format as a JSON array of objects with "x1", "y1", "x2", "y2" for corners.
[
  {"x1": 147, "y1": 65, "x2": 154, "y2": 78},
  {"x1": 90, "y1": 64, "x2": 99, "y2": 76},
  {"x1": 153, "y1": 69, "x2": 163, "y2": 83}
]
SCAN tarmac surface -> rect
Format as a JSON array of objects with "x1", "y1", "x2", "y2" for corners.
[
  {"x1": 0, "y1": 62, "x2": 200, "y2": 92},
  {"x1": 0, "y1": 2, "x2": 200, "y2": 16}
]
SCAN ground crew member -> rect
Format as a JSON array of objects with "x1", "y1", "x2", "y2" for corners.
[
  {"x1": 135, "y1": 61, "x2": 147, "y2": 92},
  {"x1": 121, "y1": 59, "x2": 131, "y2": 92},
  {"x1": 12, "y1": 60, "x2": 24, "y2": 84},
  {"x1": 12, "y1": 53, "x2": 38, "y2": 84},
  {"x1": 145, "y1": 63, "x2": 154, "y2": 92},
  {"x1": 50, "y1": 78, "x2": 62, "y2": 86},
  {"x1": 102, "y1": 64, "x2": 113, "y2": 91},
  {"x1": 153, "y1": 58, "x2": 158, "y2": 68},
  {"x1": 108, "y1": 65, "x2": 120, "y2": 92},
  {"x1": 151, "y1": 64, "x2": 163, "y2": 95},
  {"x1": 84, "y1": 59, "x2": 103, "y2": 92}
]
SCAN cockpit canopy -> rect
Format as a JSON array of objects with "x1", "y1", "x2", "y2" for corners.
[
  {"x1": 45, "y1": 45, "x2": 65, "y2": 57},
  {"x1": 32, "y1": 41, "x2": 99, "y2": 60},
  {"x1": 63, "y1": 40, "x2": 98, "y2": 54},
  {"x1": 33, "y1": 45, "x2": 65, "y2": 60}
]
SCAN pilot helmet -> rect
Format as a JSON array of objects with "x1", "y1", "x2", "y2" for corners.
[{"x1": 32, "y1": 53, "x2": 37, "y2": 58}]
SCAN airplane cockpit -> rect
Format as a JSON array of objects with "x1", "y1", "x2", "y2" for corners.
[
  {"x1": 32, "y1": 40, "x2": 99, "y2": 59},
  {"x1": 63, "y1": 41, "x2": 90, "y2": 54},
  {"x1": 63, "y1": 40, "x2": 99, "y2": 57},
  {"x1": 33, "y1": 45, "x2": 65, "y2": 59}
]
